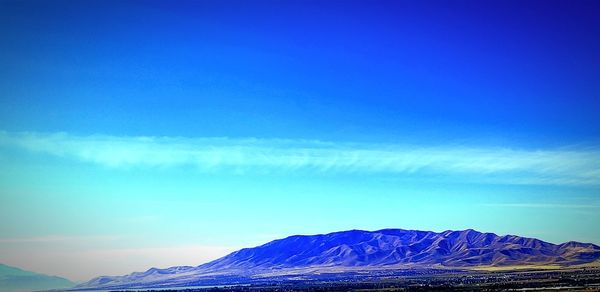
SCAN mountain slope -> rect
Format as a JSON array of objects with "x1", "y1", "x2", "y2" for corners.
[
  {"x1": 78, "y1": 229, "x2": 600, "y2": 290},
  {"x1": 201, "y1": 229, "x2": 600, "y2": 270},
  {"x1": 0, "y1": 263, "x2": 75, "y2": 292}
]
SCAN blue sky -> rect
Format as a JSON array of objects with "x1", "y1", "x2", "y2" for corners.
[{"x1": 0, "y1": 0, "x2": 599, "y2": 281}]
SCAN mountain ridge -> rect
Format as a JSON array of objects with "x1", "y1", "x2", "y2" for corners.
[
  {"x1": 77, "y1": 228, "x2": 600, "y2": 290},
  {"x1": 0, "y1": 263, "x2": 75, "y2": 292}
]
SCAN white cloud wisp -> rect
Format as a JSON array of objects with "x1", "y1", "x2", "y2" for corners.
[{"x1": 1, "y1": 131, "x2": 599, "y2": 186}]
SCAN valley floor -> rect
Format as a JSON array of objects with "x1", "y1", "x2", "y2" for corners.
[{"x1": 102, "y1": 267, "x2": 600, "y2": 292}]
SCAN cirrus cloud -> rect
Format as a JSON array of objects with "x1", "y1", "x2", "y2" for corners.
[{"x1": 0, "y1": 131, "x2": 599, "y2": 186}]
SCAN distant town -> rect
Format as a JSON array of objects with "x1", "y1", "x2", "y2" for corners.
[{"x1": 100, "y1": 267, "x2": 600, "y2": 291}]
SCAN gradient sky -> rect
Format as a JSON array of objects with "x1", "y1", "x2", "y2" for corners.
[{"x1": 1, "y1": 0, "x2": 599, "y2": 282}]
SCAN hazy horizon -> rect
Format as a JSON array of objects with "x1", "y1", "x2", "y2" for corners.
[{"x1": 1, "y1": 0, "x2": 599, "y2": 283}]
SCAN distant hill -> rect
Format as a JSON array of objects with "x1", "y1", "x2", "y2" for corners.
[
  {"x1": 77, "y1": 228, "x2": 600, "y2": 290},
  {"x1": 0, "y1": 263, "x2": 74, "y2": 292}
]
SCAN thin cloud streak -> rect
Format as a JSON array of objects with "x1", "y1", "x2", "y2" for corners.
[
  {"x1": 1, "y1": 131, "x2": 599, "y2": 185},
  {"x1": 481, "y1": 203, "x2": 600, "y2": 209},
  {"x1": 0, "y1": 235, "x2": 120, "y2": 244}
]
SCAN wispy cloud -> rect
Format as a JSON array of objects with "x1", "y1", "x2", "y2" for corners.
[
  {"x1": 0, "y1": 235, "x2": 120, "y2": 244},
  {"x1": 481, "y1": 203, "x2": 600, "y2": 209},
  {"x1": 1, "y1": 131, "x2": 599, "y2": 185}
]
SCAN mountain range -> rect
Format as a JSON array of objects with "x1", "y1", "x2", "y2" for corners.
[
  {"x1": 0, "y1": 263, "x2": 74, "y2": 292},
  {"x1": 77, "y1": 228, "x2": 600, "y2": 290}
]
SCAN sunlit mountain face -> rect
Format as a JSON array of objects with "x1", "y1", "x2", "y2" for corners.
[{"x1": 1, "y1": 0, "x2": 599, "y2": 287}]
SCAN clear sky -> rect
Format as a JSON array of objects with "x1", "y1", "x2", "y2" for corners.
[{"x1": 0, "y1": 0, "x2": 599, "y2": 282}]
